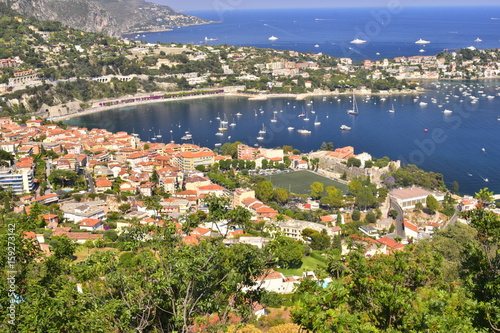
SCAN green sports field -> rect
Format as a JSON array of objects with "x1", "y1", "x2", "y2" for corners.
[{"x1": 265, "y1": 170, "x2": 348, "y2": 195}]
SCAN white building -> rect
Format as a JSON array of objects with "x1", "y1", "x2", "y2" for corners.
[
  {"x1": 244, "y1": 269, "x2": 299, "y2": 294},
  {"x1": 389, "y1": 187, "x2": 444, "y2": 210},
  {"x1": 0, "y1": 167, "x2": 35, "y2": 195}
]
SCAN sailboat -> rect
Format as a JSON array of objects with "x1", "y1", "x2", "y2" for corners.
[
  {"x1": 258, "y1": 123, "x2": 266, "y2": 134},
  {"x1": 303, "y1": 109, "x2": 310, "y2": 121},
  {"x1": 347, "y1": 93, "x2": 359, "y2": 115},
  {"x1": 314, "y1": 115, "x2": 321, "y2": 125},
  {"x1": 257, "y1": 124, "x2": 265, "y2": 140},
  {"x1": 218, "y1": 115, "x2": 228, "y2": 131},
  {"x1": 271, "y1": 113, "x2": 278, "y2": 123},
  {"x1": 388, "y1": 103, "x2": 395, "y2": 113},
  {"x1": 220, "y1": 114, "x2": 228, "y2": 125}
]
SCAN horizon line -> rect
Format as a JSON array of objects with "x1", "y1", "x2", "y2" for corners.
[{"x1": 181, "y1": 4, "x2": 500, "y2": 11}]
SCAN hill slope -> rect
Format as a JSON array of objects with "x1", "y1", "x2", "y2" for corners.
[{"x1": 0, "y1": 0, "x2": 211, "y2": 37}]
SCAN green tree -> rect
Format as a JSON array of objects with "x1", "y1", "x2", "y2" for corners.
[
  {"x1": 266, "y1": 236, "x2": 304, "y2": 268},
  {"x1": 352, "y1": 209, "x2": 361, "y2": 221},
  {"x1": 310, "y1": 181, "x2": 324, "y2": 200},
  {"x1": 118, "y1": 203, "x2": 131, "y2": 214},
  {"x1": 474, "y1": 187, "x2": 494, "y2": 206},
  {"x1": 274, "y1": 188, "x2": 290, "y2": 205},
  {"x1": 426, "y1": 195, "x2": 439, "y2": 214},
  {"x1": 461, "y1": 207, "x2": 500, "y2": 331},
  {"x1": 452, "y1": 180, "x2": 460, "y2": 194},
  {"x1": 365, "y1": 211, "x2": 376, "y2": 224},
  {"x1": 255, "y1": 180, "x2": 274, "y2": 203},
  {"x1": 347, "y1": 157, "x2": 362, "y2": 168}
]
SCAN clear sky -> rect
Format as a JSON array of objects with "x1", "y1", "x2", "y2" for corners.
[{"x1": 157, "y1": 0, "x2": 499, "y2": 12}]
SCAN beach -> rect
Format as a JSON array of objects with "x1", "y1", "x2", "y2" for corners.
[{"x1": 48, "y1": 88, "x2": 422, "y2": 122}]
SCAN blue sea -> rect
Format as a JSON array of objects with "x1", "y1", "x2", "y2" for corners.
[
  {"x1": 133, "y1": 6, "x2": 500, "y2": 61},
  {"x1": 72, "y1": 7, "x2": 500, "y2": 196}
]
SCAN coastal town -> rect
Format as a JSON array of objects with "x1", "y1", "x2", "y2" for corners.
[
  {"x1": 1, "y1": 15, "x2": 500, "y2": 119},
  {"x1": 0, "y1": 114, "x2": 492, "y2": 276}
]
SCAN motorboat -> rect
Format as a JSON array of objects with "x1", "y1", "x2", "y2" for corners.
[
  {"x1": 443, "y1": 109, "x2": 453, "y2": 114},
  {"x1": 340, "y1": 125, "x2": 351, "y2": 130},
  {"x1": 474, "y1": 37, "x2": 483, "y2": 42},
  {"x1": 269, "y1": 35, "x2": 278, "y2": 41}
]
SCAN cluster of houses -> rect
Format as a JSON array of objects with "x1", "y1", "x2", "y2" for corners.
[{"x1": 2, "y1": 115, "x2": 484, "y2": 307}]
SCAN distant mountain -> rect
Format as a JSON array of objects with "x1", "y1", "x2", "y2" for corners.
[{"x1": 0, "y1": 0, "x2": 212, "y2": 37}]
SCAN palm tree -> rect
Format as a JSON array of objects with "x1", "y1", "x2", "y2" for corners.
[{"x1": 475, "y1": 187, "x2": 494, "y2": 206}]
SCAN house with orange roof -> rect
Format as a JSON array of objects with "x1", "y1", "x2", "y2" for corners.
[
  {"x1": 95, "y1": 177, "x2": 112, "y2": 193},
  {"x1": 78, "y1": 218, "x2": 103, "y2": 231},
  {"x1": 227, "y1": 229, "x2": 245, "y2": 239},
  {"x1": 233, "y1": 188, "x2": 255, "y2": 208},
  {"x1": 376, "y1": 236, "x2": 405, "y2": 252},
  {"x1": 139, "y1": 182, "x2": 155, "y2": 197},
  {"x1": 425, "y1": 222, "x2": 442, "y2": 234},
  {"x1": 403, "y1": 220, "x2": 420, "y2": 239},
  {"x1": 162, "y1": 178, "x2": 176, "y2": 193},
  {"x1": 326, "y1": 146, "x2": 355, "y2": 160},
  {"x1": 127, "y1": 152, "x2": 151, "y2": 168},
  {"x1": 40, "y1": 214, "x2": 59, "y2": 229},
  {"x1": 119, "y1": 182, "x2": 137, "y2": 193},
  {"x1": 319, "y1": 214, "x2": 338, "y2": 225},
  {"x1": 197, "y1": 184, "x2": 226, "y2": 197},
  {"x1": 65, "y1": 232, "x2": 105, "y2": 244},
  {"x1": 26, "y1": 119, "x2": 43, "y2": 127},
  {"x1": 344, "y1": 235, "x2": 387, "y2": 257},
  {"x1": 34, "y1": 193, "x2": 58, "y2": 205},
  {"x1": 182, "y1": 234, "x2": 201, "y2": 245},
  {"x1": 459, "y1": 196, "x2": 479, "y2": 212}
]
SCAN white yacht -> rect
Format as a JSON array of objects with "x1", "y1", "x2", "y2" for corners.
[
  {"x1": 350, "y1": 38, "x2": 367, "y2": 44},
  {"x1": 415, "y1": 38, "x2": 430, "y2": 44},
  {"x1": 474, "y1": 37, "x2": 483, "y2": 42},
  {"x1": 297, "y1": 129, "x2": 311, "y2": 134},
  {"x1": 181, "y1": 131, "x2": 192, "y2": 140},
  {"x1": 443, "y1": 109, "x2": 453, "y2": 114},
  {"x1": 287, "y1": 126, "x2": 295, "y2": 130},
  {"x1": 340, "y1": 125, "x2": 351, "y2": 131},
  {"x1": 268, "y1": 35, "x2": 278, "y2": 41}
]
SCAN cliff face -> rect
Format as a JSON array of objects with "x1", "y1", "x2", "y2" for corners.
[{"x1": 0, "y1": 0, "x2": 210, "y2": 37}]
